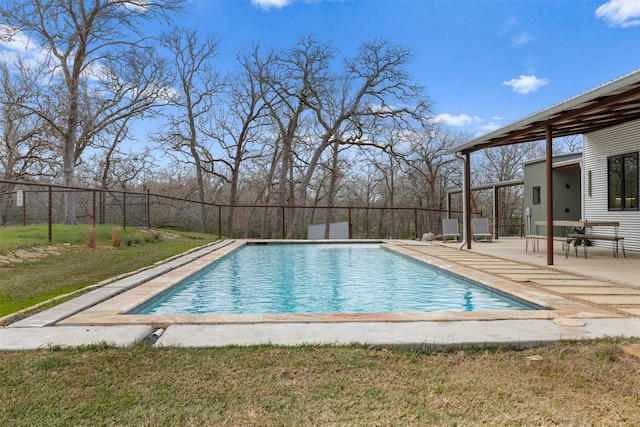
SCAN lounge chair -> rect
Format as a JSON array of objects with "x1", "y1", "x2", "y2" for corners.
[
  {"x1": 472, "y1": 218, "x2": 493, "y2": 242},
  {"x1": 442, "y1": 218, "x2": 461, "y2": 242}
]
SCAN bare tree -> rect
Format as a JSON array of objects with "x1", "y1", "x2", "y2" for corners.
[
  {"x1": 254, "y1": 38, "x2": 321, "y2": 238},
  {"x1": 0, "y1": 0, "x2": 184, "y2": 224},
  {"x1": 206, "y1": 46, "x2": 270, "y2": 237},
  {"x1": 280, "y1": 37, "x2": 434, "y2": 237},
  {"x1": 157, "y1": 27, "x2": 221, "y2": 233},
  {"x1": 0, "y1": 60, "x2": 53, "y2": 224},
  {"x1": 554, "y1": 135, "x2": 583, "y2": 154},
  {"x1": 402, "y1": 127, "x2": 466, "y2": 232},
  {"x1": 472, "y1": 142, "x2": 541, "y2": 231}
]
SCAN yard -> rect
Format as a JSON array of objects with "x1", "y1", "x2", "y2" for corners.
[{"x1": 1, "y1": 226, "x2": 640, "y2": 425}]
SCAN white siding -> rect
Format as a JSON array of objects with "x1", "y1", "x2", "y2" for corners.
[{"x1": 583, "y1": 118, "x2": 640, "y2": 251}]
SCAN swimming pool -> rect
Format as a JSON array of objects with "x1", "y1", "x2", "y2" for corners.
[{"x1": 132, "y1": 242, "x2": 540, "y2": 315}]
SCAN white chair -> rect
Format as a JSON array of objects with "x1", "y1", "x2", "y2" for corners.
[
  {"x1": 472, "y1": 218, "x2": 493, "y2": 242},
  {"x1": 442, "y1": 218, "x2": 461, "y2": 242}
]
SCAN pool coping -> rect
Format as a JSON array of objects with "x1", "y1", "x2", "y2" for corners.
[{"x1": 44, "y1": 239, "x2": 620, "y2": 328}]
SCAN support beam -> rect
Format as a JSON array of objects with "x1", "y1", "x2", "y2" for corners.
[
  {"x1": 493, "y1": 185, "x2": 499, "y2": 240},
  {"x1": 465, "y1": 152, "x2": 472, "y2": 249},
  {"x1": 546, "y1": 125, "x2": 554, "y2": 265}
]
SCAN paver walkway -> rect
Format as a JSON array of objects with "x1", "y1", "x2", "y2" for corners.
[{"x1": 404, "y1": 242, "x2": 640, "y2": 317}]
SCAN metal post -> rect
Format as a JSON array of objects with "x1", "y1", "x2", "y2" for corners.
[
  {"x1": 546, "y1": 125, "x2": 554, "y2": 265},
  {"x1": 348, "y1": 208, "x2": 352, "y2": 239},
  {"x1": 146, "y1": 189, "x2": 151, "y2": 228},
  {"x1": 218, "y1": 205, "x2": 222, "y2": 240},
  {"x1": 465, "y1": 152, "x2": 472, "y2": 249},
  {"x1": 122, "y1": 192, "x2": 126, "y2": 230},
  {"x1": 414, "y1": 208, "x2": 418, "y2": 239},
  {"x1": 92, "y1": 190, "x2": 96, "y2": 226},
  {"x1": 493, "y1": 185, "x2": 499, "y2": 240},
  {"x1": 22, "y1": 191, "x2": 26, "y2": 226},
  {"x1": 281, "y1": 206, "x2": 285, "y2": 239},
  {"x1": 48, "y1": 186, "x2": 52, "y2": 243}
]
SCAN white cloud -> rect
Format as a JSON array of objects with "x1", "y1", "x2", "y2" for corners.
[
  {"x1": 251, "y1": 0, "x2": 292, "y2": 10},
  {"x1": 436, "y1": 113, "x2": 505, "y2": 135},
  {"x1": 478, "y1": 121, "x2": 502, "y2": 133},
  {"x1": 435, "y1": 113, "x2": 482, "y2": 127},
  {"x1": 0, "y1": 25, "x2": 49, "y2": 69},
  {"x1": 502, "y1": 75, "x2": 549, "y2": 94},
  {"x1": 596, "y1": 0, "x2": 640, "y2": 28},
  {"x1": 499, "y1": 17, "x2": 533, "y2": 47},
  {"x1": 512, "y1": 32, "x2": 532, "y2": 46}
]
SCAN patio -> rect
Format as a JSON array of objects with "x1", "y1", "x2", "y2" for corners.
[{"x1": 465, "y1": 236, "x2": 640, "y2": 289}]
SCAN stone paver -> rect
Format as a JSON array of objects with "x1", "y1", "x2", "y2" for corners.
[
  {"x1": 579, "y1": 295, "x2": 640, "y2": 305},
  {"x1": 543, "y1": 286, "x2": 640, "y2": 295}
]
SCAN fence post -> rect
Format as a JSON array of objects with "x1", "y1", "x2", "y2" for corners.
[
  {"x1": 92, "y1": 190, "x2": 96, "y2": 226},
  {"x1": 348, "y1": 208, "x2": 352, "y2": 239},
  {"x1": 146, "y1": 189, "x2": 151, "y2": 228},
  {"x1": 414, "y1": 208, "x2": 418, "y2": 239},
  {"x1": 48, "y1": 186, "x2": 52, "y2": 243},
  {"x1": 22, "y1": 191, "x2": 26, "y2": 226},
  {"x1": 122, "y1": 192, "x2": 126, "y2": 230},
  {"x1": 282, "y1": 206, "x2": 285, "y2": 239},
  {"x1": 218, "y1": 205, "x2": 222, "y2": 240}
]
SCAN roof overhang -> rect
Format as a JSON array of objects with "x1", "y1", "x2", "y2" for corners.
[{"x1": 450, "y1": 69, "x2": 640, "y2": 155}]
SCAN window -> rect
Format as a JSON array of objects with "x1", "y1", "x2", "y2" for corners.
[
  {"x1": 532, "y1": 186, "x2": 541, "y2": 205},
  {"x1": 608, "y1": 152, "x2": 638, "y2": 210}
]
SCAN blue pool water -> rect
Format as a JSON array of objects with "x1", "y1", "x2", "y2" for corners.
[{"x1": 133, "y1": 243, "x2": 539, "y2": 315}]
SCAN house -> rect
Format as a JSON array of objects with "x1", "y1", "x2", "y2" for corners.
[
  {"x1": 523, "y1": 152, "x2": 582, "y2": 237},
  {"x1": 450, "y1": 69, "x2": 640, "y2": 264}
]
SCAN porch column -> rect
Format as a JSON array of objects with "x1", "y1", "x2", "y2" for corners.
[
  {"x1": 493, "y1": 185, "x2": 499, "y2": 240},
  {"x1": 465, "y1": 152, "x2": 472, "y2": 249},
  {"x1": 546, "y1": 125, "x2": 554, "y2": 265}
]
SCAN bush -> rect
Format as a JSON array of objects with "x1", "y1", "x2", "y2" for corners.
[
  {"x1": 87, "y1": 225, "x2": 97, "y2": 248},
  {"x1": 111, "y1": 227, "x2": 122, "y2": 248},
  {"x1": 125, "y1": 236, "x2": 142, "y2": 247}
]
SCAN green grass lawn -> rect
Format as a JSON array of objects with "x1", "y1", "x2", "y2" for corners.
[
  {"x1": 2, "y1": 225, "x2": 640, "y2": 425},
  {"x1": 1, "y1": 339, "x2": 640, "y2": 425},
  {"x1": 0, "y1": 224, "x2": 217, "y2": 319}
]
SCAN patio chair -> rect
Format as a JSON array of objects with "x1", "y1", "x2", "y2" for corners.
[
  {"x1": 472, "y1": 218, "x2": 493, "y2": 242},
  {"x1": 441, "y1": 218, "x2": 461, "y2": 242}
]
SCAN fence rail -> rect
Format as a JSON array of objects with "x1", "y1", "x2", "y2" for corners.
[
  {"x1": 0, "y1": 179, "x2": 506, "y2": 243},
  {"x1": 493, "y1": 216, "x2": 525, "y2": 239}
]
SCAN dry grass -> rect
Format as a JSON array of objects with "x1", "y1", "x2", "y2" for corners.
[
  {"x1": 1, "y1": 339, "x2": 640, "y2": 426},
  {"x1": 111, "y1": 226, "x2": 122, "y2": 248},
  {"x1": 86, "y1": 225, "x2": 97, "y2": 248}
]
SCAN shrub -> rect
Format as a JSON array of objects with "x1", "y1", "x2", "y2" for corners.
[
  {"x1": 87, "y1": 225, "x2": 97, "y2": 248},
  {"x1": 111, "y1": 227, "x2": 122, "y2": 248},
  {"x1": 125, "y1": 236, "x2": 141, "y2": 247}
]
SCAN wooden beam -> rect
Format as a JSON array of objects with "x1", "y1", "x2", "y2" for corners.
[
  {"x1": 461, "y1": 84, "x2": 640, "y2": 155},
  {"x1": 546, "y1": 125, "x2": 554, "y2": 266},
  {"x1": 465, "y1": 152, "x2": 472, "y2": 249}
]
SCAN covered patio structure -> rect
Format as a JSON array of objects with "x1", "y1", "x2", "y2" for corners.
[{"x1": 450, "y1": 69, "x2": 640, "y2": 265}]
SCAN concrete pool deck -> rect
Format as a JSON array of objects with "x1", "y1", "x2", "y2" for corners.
[{"x1": 2, "y1": 238, "x2": 640, "y2": 350}]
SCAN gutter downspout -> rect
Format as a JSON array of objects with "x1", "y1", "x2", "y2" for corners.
[{"x1": 455, "y1": 152, "x2": 468, "y2": 250}]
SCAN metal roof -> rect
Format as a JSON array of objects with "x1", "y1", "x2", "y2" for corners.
[{"x1": 451, "y1": 69, "x2": 640, "y2": 155}]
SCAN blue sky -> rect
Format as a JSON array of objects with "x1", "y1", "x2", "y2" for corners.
[{"x1": 173, "y1": 0, "x2": 640, "y2": 137}]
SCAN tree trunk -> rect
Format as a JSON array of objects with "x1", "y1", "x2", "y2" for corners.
[{"x1": 323, "y1": 141, "x2": 340, "y2": 239}]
